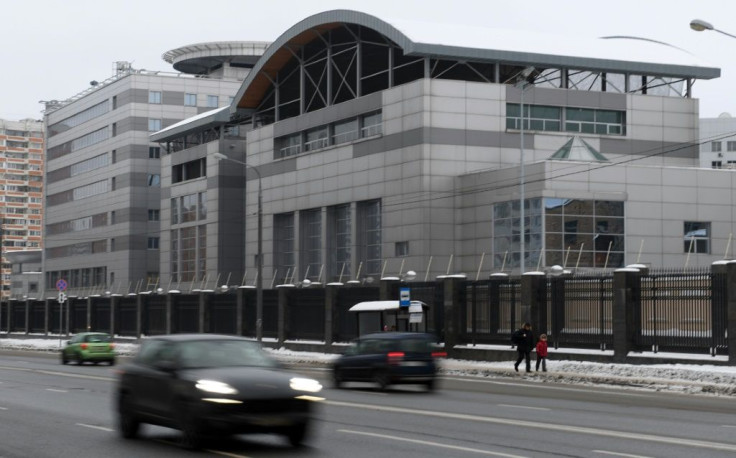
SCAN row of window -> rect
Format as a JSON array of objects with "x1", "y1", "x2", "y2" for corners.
[
  {"x1": 274, "y1": 199, "x2": 381, "y2": 284},
  {"x1": 3, "y1": 140, "x2": 43, "y2": 149},
  {"x1": 170, "y1": 225, "x2": 206, "y2": 282},
  {"x1": 46, "y1": 267, "x2": 106, "y2": 289},
  {"x1": 48, "y1": 101, "x2": 109, "y2": 137},
  {"x1": 275, "y1": 111, "x2": 383, "y2": 159},
  {"x1": 149, "y1": 91, "x2": 229, "y2": 108},
  {"x1": 506, "y1": 104, "x2": 625, "y2": 135},
  {"x1": 0, "y1": 129, "x2": 42, "y2": 137},
  {"x1": 710, "y1": 141, "x2": 736, "y2": 153}
]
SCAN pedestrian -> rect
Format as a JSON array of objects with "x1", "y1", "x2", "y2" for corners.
[
  {"x1": 511, "y1": 322, "x2": 535, "y2": 373},
  {"x1": 535, "y1": 333, "x2": 548, "y2": 372}
]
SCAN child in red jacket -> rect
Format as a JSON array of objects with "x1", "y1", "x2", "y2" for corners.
[{"x1": 535, "y1": 334, "x2": 548, "y2": 372}]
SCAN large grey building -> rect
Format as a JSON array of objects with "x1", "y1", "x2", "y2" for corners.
[
  {"x1": 153, "y1": 10, "x2": 732, "y2": 289},
  {"x1": 699, "y1": 113, "x2": 736, "y2": 169},
  {"x1": 42, "y1": 42, "x2": 268, "y2": 296}
]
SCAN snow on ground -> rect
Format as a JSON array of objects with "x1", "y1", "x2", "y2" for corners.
[{"x1": 2, "y1": 337, "x2": 735, "y2": 396}]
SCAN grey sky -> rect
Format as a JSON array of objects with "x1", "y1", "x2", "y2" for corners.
[{"x1": 2, "y1": 0, "x2": 734, "y2": 120}]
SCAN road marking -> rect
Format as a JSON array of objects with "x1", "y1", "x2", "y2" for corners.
[
  {"x1": 497, "y1": 404, "x2": 550, "y2": 411},
  {"x1": 339, "y1": 429, "x2": 526, "y2": 457},
  {"x1": 442, "y1": 377, "x2": 651, "y2": 397},
  {"x1": 205, "y1": 449, "x2": 252, "y2": 458},
  {"x1": 325, "y1": 400, "x2": 736, "y2": 452},
  {"x1": 593, "y1": 450, "x2": 652, "y2": 458},
  {"x1": 0, "y1": 365, "x2": 114, "y2": 382},
  {"x1": 46, "y1": 388, "x2": 67, "y2": 393},
  {"x1": 76, "y1": 423, "x2": 114, "y2": 432},
  {"x1": 0, "y1": 406, "x2": 7, "y2": 410},
  {"x1": 722, "y1": 425, "x2": 736, "y2": 428}
]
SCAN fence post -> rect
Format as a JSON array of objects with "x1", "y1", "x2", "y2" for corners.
[
  {"x1": 725, "y1": 262, "x2": 736, "y2": 364},
  {"x1": 277, "y1": 286, "x2": 291, "y2": 346},
  {"x1": 85, "y1": 297, "x2": 92, "y2": 332},
  {"x1": 440, "y1": 275, "x2": 465, "y2": 356},
  {"x1": 549, "y1": 275, "x2": 565, "y2": 349},
  {"x1": 44, "y1": 298, "x2": 50, "y2": 336},
  {"x1": 24, "y1": 298, "x2": 30, "y2": 335},
  {"x1": 613, "y1": 267, "x2": 641, "y2": 363},
  {"x1": 166, "y1": 293, "x2": 176, "y2": 335},
  {"x1": 109, "y1": 295, "x2": 117, "y2": 337},
  {"x1": 522, "y1": 272, "x2": 546, "y2": 336},
  {"x1": 325, "y1": 284, "x2": 339, "y2": 352},
  {"x1": 236, "y1": 287, "x2": 246, "y2": 336},
  {"x1": 198, "y1": 292, "x2": 207, "y2": 333},
  {"x1": 136, "y1": 294, "x2": 144, "y2": 338},
  {"x1": 380, "y1": 278, "x2": 399, "y2": 301}
]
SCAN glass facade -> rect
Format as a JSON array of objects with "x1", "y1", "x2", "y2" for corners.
[
  {"x1": 300, "y1": 209, "x2": 322, "y2": 280},
  {"x1": 506, "y1": 104, "x2": 625, "y2": 135},
  {"x1": 493, "y1": 198, "x2": 625, "y2": 269},
  {"x1": 357, "y1": 199, "x2": 382, "y2": 277},
  {"x1": 274, "y1": 213, "x2": 295, "y2": 283}
]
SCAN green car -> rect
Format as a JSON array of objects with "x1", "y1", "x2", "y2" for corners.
[{"x1": 61, "y1": 332, "x2": 116, "y2": 365}]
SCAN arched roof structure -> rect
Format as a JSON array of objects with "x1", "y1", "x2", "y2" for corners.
[{"x1": 231, "y1": 9, "x2": 719, "y2": 124}]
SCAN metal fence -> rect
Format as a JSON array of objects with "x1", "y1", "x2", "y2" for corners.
[{"x1": 549, "y1": 275, "x2": 613, "y2": 350}]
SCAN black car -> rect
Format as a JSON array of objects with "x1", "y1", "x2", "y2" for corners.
[
  {"x1": 332, "y1": 332, "x2": 445, "y2": 391},
  {"x1": 115, "y1": 334, "x2": 323, "y2": 449}
]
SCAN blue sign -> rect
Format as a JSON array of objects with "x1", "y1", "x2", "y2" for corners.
[
  {"x1": 56, "y1": 279, "x2": 68, "y2": 291},
  {"x1": 399, "y1": 287, "x2": 410, "y2": 307}
]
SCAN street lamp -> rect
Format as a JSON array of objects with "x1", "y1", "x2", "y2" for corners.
[
  {"x1": 212, "y1": 152, "x2": 263, "y2": 342},
  {"x1": 690, "y1": 19, "x2": 736, "y2": 40},
  {"x1": 516, "y1": 66, "x2": 535, "y2": 274}
]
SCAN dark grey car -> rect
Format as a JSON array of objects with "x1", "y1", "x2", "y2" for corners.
[
  {"x1": 332, "y1": 332, "x2": 445, "y2": 391},
  {"x1": 115, "y1": 334, "x2": 323, "y2": 449}
]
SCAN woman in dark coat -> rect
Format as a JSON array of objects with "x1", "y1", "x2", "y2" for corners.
[{"x1": 511, "y1": 322, "x2": 535, "y2": 373}]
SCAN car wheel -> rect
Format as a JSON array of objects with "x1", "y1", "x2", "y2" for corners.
[
  {"x1": 333, "y1": 368, "x2": 345, "y2": 389},
  {"x1": 118, "y1": 394, "x2": 140, "y2": 439},
  {"x1": 109, "y1": 359, "x2": 116, "y2": 366},
  {"x1": 286, "y1": 422, "x2": 309, "y2": 447},
  {"x1": 373, "y1": 371, "x2": 390, "y2": 391},
  {"x1": 61, "y1": 352, "x2": 68, "y2": 365},
  {"x1": 425, "y1": 379, "x2": 436, "y2": 392},
  {"x1": 93, "y1": 361, "x2": 99, "y2": 366},
  {"x1": 177, "y1": 401, "x2": 205, "y2": 450}
]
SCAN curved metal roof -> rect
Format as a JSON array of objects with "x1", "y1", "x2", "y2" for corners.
[{"x1": 231, "y1": 9, "x2": 720, "y2": 114}]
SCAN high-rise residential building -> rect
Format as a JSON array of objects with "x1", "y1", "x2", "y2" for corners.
[
  {"x1": 42, "y1": 42, "x2": 269, "y2": 296},
  {"x1": 0, "y1": 119, "x2": 44, "y2": 299}
]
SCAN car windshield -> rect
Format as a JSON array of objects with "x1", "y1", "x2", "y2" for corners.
[
  {"x1": 87, "y1": 334, "x2": 111, "y2": 343},
  {"x1": 178, "y1": 340, "x2": 278, "y2": 369}
]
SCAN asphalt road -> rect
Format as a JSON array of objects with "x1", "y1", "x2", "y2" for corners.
[{"x1": 1, "y1": 351, "x2": 736, "y2": 457}]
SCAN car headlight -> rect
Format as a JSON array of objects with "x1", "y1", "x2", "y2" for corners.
[
  {"x1": 195, "y1": 379, "x2": 238, "y2": 395},
  {"x1": 290, "y1": 377, "x2": 323, "y2": 393}
]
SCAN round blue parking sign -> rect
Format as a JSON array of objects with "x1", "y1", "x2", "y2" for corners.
[{"x1": 56, "y1": 279, "x2": 68, "y2": 291}]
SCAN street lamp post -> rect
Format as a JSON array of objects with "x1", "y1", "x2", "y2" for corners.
[
  {"x1": 515, "y1": 66, "x2": 535, "y2": 274},
  {"x1": 212, "y1": 152, "x2": 263, "y2": 341},
  {"x1": 690, "y1": 19, "x2": 736, "y2": 40}
]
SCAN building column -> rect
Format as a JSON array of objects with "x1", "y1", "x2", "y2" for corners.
[
  {"x1": 277, "y1": 286, "x2": 292, "y2": 346},
  {"x1": 135, "y1": 294, "x2": 144, "y2": 338},
  {"x1": 324, "y1": 283, "x2": 339, "y2": 351},
  {"x1": 441, "y1": 275, "x2": 465, "y2": 356},
  {"x1": 725, "y1": 262, "x2": 736, "y2": 364},
  {"x1": 24, "y1": 299, "x2": 30, "y2": 335}
]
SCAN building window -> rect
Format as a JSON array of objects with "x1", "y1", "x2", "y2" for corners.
[
  {"x1": 333, "y1": 118, "x2": 359, "y2": 144},
  {"x1": 148, "y1": 237, "x2": 160, "y2": 249},
  {"x1": 712, "y1": 161, "x2": 723, "y2": 169},
  {"x1": 274, "y1": 213, "x2": 295, "y2": 284},
  {"x1": 207, "y1": 95, "x2": 219, "y2": 108},
  {"x1": 172, "y1": 158, "x2": 206, "y2": 183},
  {"x1": 565, "y1": 108, "x2": 624, "y2": 135},
  {"x1": 728, "y1": 141, "x2": 736, "y2": 152},
  {"x1": 361, "y1": 112, "x2": 383, "y2": 137},
  {"x1": 395, "y1": 241, "x2": 409, "y2": 257},
  {"x1": 147, "y1": 174, "x2": 160, "y2": 187},
  {"x1": 148, "y1": 209, "x2": 160, "y2": 221},
  {"x1": 300, "y1": 209, "x2": 322, "y2": 281},
  {"x1": 148, "y1": 119, "x2": 162, "y2": 132},
  {"x1": 357, "y1": 199, "x2": 382, "y2": 277},
  {"x1": 148, "y1": 91, "x2": 162, "y2": 104},
  {"x1": 171, "y1": 198, "x2": 179, "y2": 225},
  {"x1": 328, "y1": 204, "x2": 351, "y2": 281},
  {"x1": 198, "y1": 192, "x2": 207, "y2": 220},
  {"x1": 180, "y1": 194, "x2": 197, "y2": 223},
  {"x1": 112, "y1": 96, "x2": 117, "y2": 110},
  {"x1": 712, "y1": 141, "x2": 722, "y2": 152},
  {"x1": 507, "y1": 104, "x2": 561, "y2": 131},
  {"x1": 184, "y1": 93, "x2": 197, "y2": 106},
  {"x1": 684, "y1": 222, "x2": 710, "y2": 254},
  {"x1": 149, "y1": 146, "x2": 161, "y2": 158},
  {"x1": 304, "y1": 126, "x2": 329, "y2": 152},
  {"x1": 276, "y1": 133, "x2": 302, "y2": 159}
]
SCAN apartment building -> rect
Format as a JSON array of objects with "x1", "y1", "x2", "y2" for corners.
[
  {"x1": 42, "y1": 42, "x2": 268, "y2": 296},
  {"x1": 0, "y1": 119, "x2": 43, "y2": 298}
]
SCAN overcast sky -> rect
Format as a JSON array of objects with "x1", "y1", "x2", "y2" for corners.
[{"x1": 2, "y1": 0, "x2": 734, "y2": 121}]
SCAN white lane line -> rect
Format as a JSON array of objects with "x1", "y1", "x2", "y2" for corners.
[
  {"x1": 0, "y1": 365, "x2": 114, "y2": 382},
  {"x1": 497, "y1": 404, "x2": 550, "y2": 411},
  {"x1": 76, "y1": 423, "x2": 114, "y2": 432},
  {"x1": 593, "y1": 450, "x2": 652, "y2": 458},
  {"x1": 205, "y1": 449, "x2": 252, "y2": 458},
  {"x1": 0, "y1": 406, "x2": 7, "y2": 410},
  {"x1": 339, "y1": 429, "x2": 526, "y2": 457},
  {"x1": 46, "y1": 388, "x2": 67, "y2": 393},
  {"x1": 326, "y1": 400, "x2": 736, "y2": 453},
  {"x1": 442, "y1": 377, "x2": 651, "y2": 397},
  {"x1": 722, "y1": 425, "x2": 736, "y2": 428}
]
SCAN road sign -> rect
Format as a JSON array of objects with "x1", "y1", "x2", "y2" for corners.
[
  {"x1": 56, "y1": 279, "x2": 67, "y2": 291},
  {"x1": 399, "y1": 287, "x2": 410, "y2": 307},
  {"x1": 57, "y1": 292, "x2": 67, "y2": 303}
]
